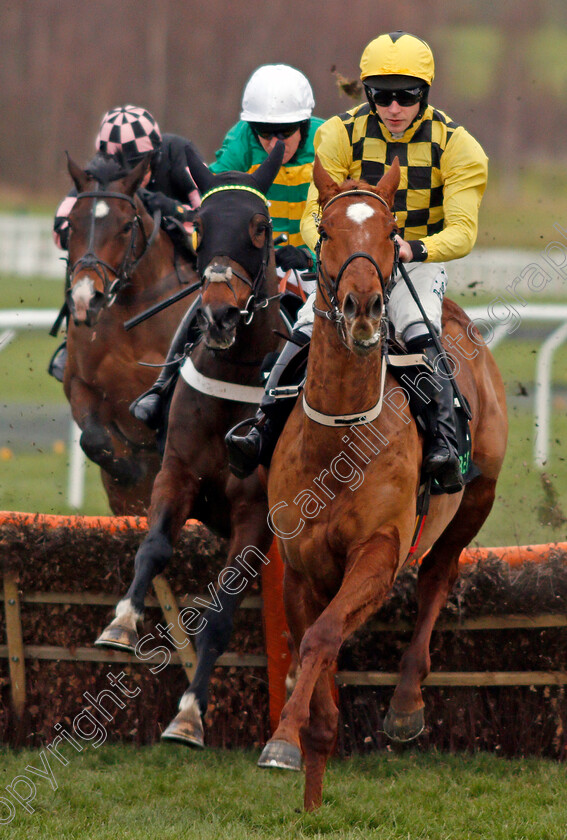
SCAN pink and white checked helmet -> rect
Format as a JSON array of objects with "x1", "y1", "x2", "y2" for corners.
[{"x1": 95, "y1": 105, "x2": 162, "y2": 165}]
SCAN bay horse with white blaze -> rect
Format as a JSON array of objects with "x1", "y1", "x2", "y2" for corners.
[
  {"x1": 260, "y1": 157, "x2": 508, "y2": 810},
  {"x1": 95, "y1": 143, "x2": 289, "y2": 745},
  {"x1": 64, "y1": 154, "x2": 198, "y2": 514}
]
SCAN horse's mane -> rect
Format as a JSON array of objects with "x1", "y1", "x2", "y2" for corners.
[
  {"x1": 322, "y1": 176, "x2": 384, "y2": 208},
  {"x1": 84, "y1": 153, "x2": 129, "y2": 187},
  {"x1": 339, "y1": 176, "x2": 375, "y2": 193}
]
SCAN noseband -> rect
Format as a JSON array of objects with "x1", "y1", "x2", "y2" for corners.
[
  {"x1": 66, "y1": 185, "x2": 161, "y2": 308},
  {"x1": 198, "y1": 184, "x2": 280, "y2": 325},
  {"x1": 314, "y1": 190, "x2": 399, "y2": 330}
]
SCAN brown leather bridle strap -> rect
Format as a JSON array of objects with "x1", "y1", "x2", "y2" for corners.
[{"x1": 321, "y1": 188, "x2": 391, "y2": 213}]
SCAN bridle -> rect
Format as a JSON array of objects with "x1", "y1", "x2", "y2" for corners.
[
  {"x1": 313, "y1": 189, "x2": 399, "y2": 341},
  {"x1": 66, "y1": 184, "x2": 162, "y2": 309},
  {"x1": 197, "y1": 184, "x2": 280, "y2": 326},
  {"x1": 302, "y1": 188, "x2": 399, "y2": 425}
]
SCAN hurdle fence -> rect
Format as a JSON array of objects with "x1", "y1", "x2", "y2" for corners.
[{"x1": 1, "y1": 511, "x2": 566, "y2": 732}]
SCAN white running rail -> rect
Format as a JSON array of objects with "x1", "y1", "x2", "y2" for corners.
[{"x1": 1, "y1": 305, "x2": 566, "y2": 508}]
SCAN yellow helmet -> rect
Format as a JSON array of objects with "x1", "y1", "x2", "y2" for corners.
[{"x1": 360, "y1": 31, "x2": 435, "y2": 87}]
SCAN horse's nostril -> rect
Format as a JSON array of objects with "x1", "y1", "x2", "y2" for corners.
[
  {"x1": 343, "y1": 293, "x2": 358, "y2": 320},
  {"x1": 196, "y1": 310, "x2": 208, "y2": 331},
  {"x1": 197, "y1": 305, "x2": 241, "y2": 334},
  {"x1": 221, "y1": 306, "x2": 241, "y2": 331},
  {"x1": 367, "y1": 294, "x2": 383, "y2": 321}
]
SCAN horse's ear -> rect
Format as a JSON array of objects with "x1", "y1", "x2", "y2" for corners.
[
  {"x1": 376, "y1": 157, "x2": 400, "y2": 209},
  {"x1": 313, "y1": 155, "x2": 340, "y2": 206},
  {"x1": 185, "y1": 141, "x2": 215, "y2": 194},
  {"x1": 251, "y1": 141, "x2": 285, "y2": 195},
  {"x1": 122, "y1": 154, "x2": 152, "y2": 196},
  {"x1": 66, "y1": 152, "x2": 90, "y2": 193}
]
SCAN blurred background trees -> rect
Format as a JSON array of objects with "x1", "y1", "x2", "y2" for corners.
[{"x1": 1, "y1": 0, "x2": 566, "y2": 202}]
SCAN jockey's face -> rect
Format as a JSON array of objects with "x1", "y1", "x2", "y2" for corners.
[
  {"x1": 258, "y1": 130, "x2": 301, "y2": 164},
  {"x1": 375, "y1": 100, "x2": 420, "y2": 136}
]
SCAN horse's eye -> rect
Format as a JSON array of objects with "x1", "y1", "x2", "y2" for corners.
[
  {"x1": 122, "y1": 221, "x2": 133, "y2": 234},
  {"x1": 318, "y1": 227, "x2": 329, "y2": 242}
]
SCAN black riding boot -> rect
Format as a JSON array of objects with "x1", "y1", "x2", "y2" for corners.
[
  {"x1": 225, "y1": 332, "x2": 310, "y2": 479},
  {"x1": 48, "y1": 340, "x2": 68, "y2": 383},
  {"x1": 407, "y1": 340, "x2": 464, "y2": 494},
  {"x1": 130, "y1": 296, "x2": 201, "y2": 430}
]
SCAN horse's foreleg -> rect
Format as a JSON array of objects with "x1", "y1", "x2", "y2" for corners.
[
  {"x1": 80, "y1": 419, "x2": 146, "y2": 486},
  {"x1": 385, "y1": 475, "x2": 498, "y2": 742},
  {"x1": 301, "y1": 670, "x2": 338, "y2": 811},
  {"x1": 259, "y1": 527, "x2": 399, "y2": 810},
  {"x1": 68, "y1": 378, "x2": 145, "y2": 486},
  {"x1": 95, "y1": 450, "x2": 199, "y2": 653},
  {"x1": 163, "y1": 490, "x2": 274, "y2": 748}
]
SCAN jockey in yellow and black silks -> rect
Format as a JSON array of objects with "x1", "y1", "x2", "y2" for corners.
[{"x1": 226, "y1": 31, "x2": 488, "y2": 495}]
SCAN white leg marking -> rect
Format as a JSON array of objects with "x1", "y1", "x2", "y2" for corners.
[{"x1": 114, "y1": 598, "x2": 141, "y2": 630}]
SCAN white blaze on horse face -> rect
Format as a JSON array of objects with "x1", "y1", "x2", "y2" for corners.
[
  {"x1": 346, "y1": 202, "x2": 375, "y2": 225},
  {"x1": 71, "y1": 276, "x2": 96, "y2": 321},
  {"x1": 94, "y1": 200, "x2": 110, "y2": 219}
]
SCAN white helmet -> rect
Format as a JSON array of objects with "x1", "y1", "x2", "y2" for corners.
[{"x1": 240, "y1": 64, "x2": 315, "y2": 123}]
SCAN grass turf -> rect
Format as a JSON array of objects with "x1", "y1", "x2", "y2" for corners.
[{"x1": 1, "y1": 744, "x2": 567, "y2": 839}]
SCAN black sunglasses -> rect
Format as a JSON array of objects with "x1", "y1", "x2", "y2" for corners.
[
  {"x1": 251, "y1": 123, "x2": 301, "y2": 140},
  {"x1": 366, "y1": 86, "x2": 425, "y2": 108}
]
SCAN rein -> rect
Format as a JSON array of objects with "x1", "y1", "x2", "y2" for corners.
[
  {"x1": 66, "y1": 186, "x2": 162, "y2": 308},
  {"x1": 303, "y1": 188, "x2": 397, "y2": 426},
  {"x1": 313, "y1": 189, "x2": 398, "y2": 342}
]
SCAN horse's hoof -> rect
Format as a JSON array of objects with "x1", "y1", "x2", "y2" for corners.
[
  {"x1": 383, "y1": 706, "x2": 425, "y2": 742},
  {"x1": 161, "y1": 714, "x2": 204, "y2": 749},
  {"x1": 257, "y1": 740, "x2": 302, "y2": 771},
  {"x1": 94, "y1": 624, "x2": 138, "y2": 654}
]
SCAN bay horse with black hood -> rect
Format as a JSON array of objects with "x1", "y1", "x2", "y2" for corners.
[
  {"x1": 95, "y1": 142, "x2": 289, "y2": 746},
  {"x1": 259, "y1": 157, "x2": 507, "y2": 810}
]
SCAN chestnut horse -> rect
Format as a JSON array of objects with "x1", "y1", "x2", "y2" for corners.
[
  {"x1": 95, "y1": 143, "x2": 290, "y2": 745},
  {"x1": 63, "y1": 154, "x2": 198, "y2": 514},
  {"x1": 259, "y1": 158, "x2": 508, "y2": 810}
]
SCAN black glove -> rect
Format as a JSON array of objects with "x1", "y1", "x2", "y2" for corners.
[
  {"x1": 138, "y1": 188, "x2": 187, "y2": 220},
  {"x1": 275, "y1": 245, "x2": 313, "y2": 272}
]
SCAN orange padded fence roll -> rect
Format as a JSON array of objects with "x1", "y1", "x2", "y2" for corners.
[
  {"x1": 459, "y1": 543, "x2": 567, "y2": 567},
  {"x1": 0, "y1": 511, "x2": 199, "y2": 532}
]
